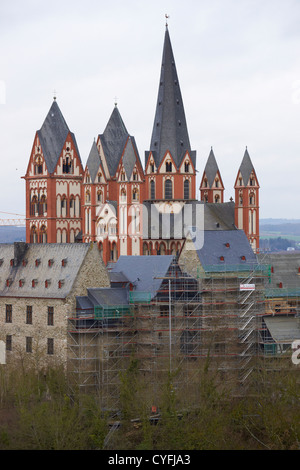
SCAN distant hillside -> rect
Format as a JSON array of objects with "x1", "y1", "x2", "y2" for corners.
[
  {"x1": 0, "y1": 226, "x2": 26, "y2": 243},
  {"x1": 260, "y1": 220, "x2": 300, "y2": 241},
  {"x1": 260, "y1": 218, "x2": 300, "y2": 225}
]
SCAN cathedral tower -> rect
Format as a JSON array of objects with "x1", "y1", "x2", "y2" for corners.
[
  {"x1": 24, "y1": 99, "x2": 84, "y2": 243},
  {"x1": 145, "y1": 25, "x2": 196, "y2": 204},
  {"x1": 234, "y1": 148, "x2": 260, "y2": 252},
  {"x1": 200, "y1": 148, "x2": 224, "y2": 203}
]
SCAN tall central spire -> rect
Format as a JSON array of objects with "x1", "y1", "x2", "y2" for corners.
[{"x1": 146, "y1": 26, "x2": 196, "y2": 169}]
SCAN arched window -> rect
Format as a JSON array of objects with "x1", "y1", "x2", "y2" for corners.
[
  {"x1": 30, "y1": 195, "x2": 38, "y2": 216},
  {"x1": 69, "y1": 196, "x2": 75, "y2": 217},
  {"x1": 40, "y1": 195, "x2": 47, "y2": 215},
  {"x1": 164, "y1": 179, "x2": 172, "y2": 200},
  {"x1": 30, "y1": 226, "x2": 37, "y2": 243},
  {"x1": 132, "y1": 188, "x2": 139, "y2": 201},
  {"x1": 184, "y1": 161, "x2": 189, "y2": 172},
  {"x1": 215, "y1": 194, "x2": 220, "y2": 203},
  {"x1": 120, "y1": 188, "x2": 126, "y2": 202},
  {"x1": 61, "y1": 196, "x2": 67, "y2": 217},
  {"x1": 150, "y1": 180, "x2": 155, "y2": 200},
  {"x1": 184, "y1": 180, "x2": 190, "y2": 199},
  {"x1": 97, "y1": 191, "x2": 103, "y2": 203},
  {"x1": 249, "y1": 193, "x2": 255, "y2": 205},
  {"x1": 63, "y1": 154, "x2": 73, "y2": 174},
  {"x1": 34, "y1": 156, "x2": 43, "y2": 175},
  {"x1": 85, "y1": 190, "x2": 91, "y2": 203},
  {"x1": 39, "y1": 225, "x2": 47, "y2": 243},
  {"x1": 166, "y1": 161, "x2": 172, "y2": 172}
]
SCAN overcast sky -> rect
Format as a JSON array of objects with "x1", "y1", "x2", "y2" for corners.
[{"x1": 0, "y1": 0, "x2": 300, "y2": 221}]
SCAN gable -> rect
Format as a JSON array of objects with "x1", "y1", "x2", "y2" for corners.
[{"x1": 53, "y1": 133, "x2": 84, "y2": 177}]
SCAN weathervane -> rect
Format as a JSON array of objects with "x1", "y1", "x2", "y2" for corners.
[{"x1": 165, "y1": 14, "x2": 170, "y2": 27}]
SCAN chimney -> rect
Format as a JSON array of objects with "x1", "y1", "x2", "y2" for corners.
[{"x1": 13, "y1": 242, "x2": 29, "y2": 266}]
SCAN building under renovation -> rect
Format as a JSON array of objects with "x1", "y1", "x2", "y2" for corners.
[{"x1": 67, "y1": 230, "x2": 273, "y2": 410}]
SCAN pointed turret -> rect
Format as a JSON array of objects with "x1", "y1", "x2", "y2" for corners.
[
  {"x1": 145, "y1": 26, "x2": 196, "y2": 170},
  {"x1": 234, "y1": 148, "x2": 260, "y2": 253},
  {"x1": 200, "y1": 148, "x2": 224, "y2": 203},
  {"x1": 37, "y1": 99, "x2": 81, "y2": 174},
  {"x1": 98, "y1": 105, "x2": 129, "y2": 178},
  {"x1": 86, "y1": 140, "x2": 104, "y2": 183},
  {"x1": 237, "y1": 147, "x2": 259, "y2": 187}
]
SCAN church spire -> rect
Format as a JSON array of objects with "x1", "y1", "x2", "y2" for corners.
[
  {"x1": 200, "y1": 148, "x2": 224, "y2": 203},
  {"x1": 146, "y1": 27, "x2": 196, "y2": 170}
]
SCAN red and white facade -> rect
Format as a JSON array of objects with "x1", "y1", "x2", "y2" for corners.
[{"x1": 24, "y1": 28, "x2": 260, "y2": 260}]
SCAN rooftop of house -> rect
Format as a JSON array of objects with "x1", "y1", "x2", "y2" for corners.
[
  {"x1": 0, "y1": 242, "x2": 92, "y2": 298},
  {"x1": 186, "y1": 229, "x2": 258, "y2": 272},
  {"x1": 258, "y1": 252, "x2": 300, "y2": 295}
]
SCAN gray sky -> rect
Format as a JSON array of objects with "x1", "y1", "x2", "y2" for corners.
[{"x1": 1, "y1": 0, "x2": 300, "y2": 221}]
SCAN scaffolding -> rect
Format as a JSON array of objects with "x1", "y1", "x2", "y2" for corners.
[{"x1": 67, "y1": 258, "x2": 272, "y2": 411}]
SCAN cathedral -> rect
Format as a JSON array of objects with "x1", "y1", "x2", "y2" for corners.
[{"x1": 23, "y1": 25, "x2": 260, "y2": 264}]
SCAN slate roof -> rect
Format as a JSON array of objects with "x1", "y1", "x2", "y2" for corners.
[
  {"x1": 0, "y1": 242, "x2": 92, "y2": 298},
  {"x1": 122, "y1": 137, "x2": 140, "y2": 180},
  {"x1": 193, "y1": 229, "x2": 258, "y2": 270},
  {"x1": 263, "y1": 316, "x2": 300, "y2": 343},
  {"x1": 146, "y1": 27, "x2": 196, "y2": 169},
  {"x1": 86, "y1": 140, "x2": 104, "y2": 183},
  {"x1": 37, "y1": 100, "x2": 81, "y2": 174},
  {"x1": 203, "y1": 148, "x2": 221, "y2": 187},
  {"x1": 141, "y1": 201, "x2": 236, "y2": 239},
  {"x1": 239, "y1": 148, "x2": 256, "y2": 186},
  {"x1": 98, "y1": 106, "x2": 130, "y2": 177},
  {"x1": 258, "y1": 252, "x2": 300, "y2": 295},
  {"x1": 110, "y1": 255, "x2": 175, "y2": 299}
]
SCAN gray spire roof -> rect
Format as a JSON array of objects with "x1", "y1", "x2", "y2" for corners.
[
  {"x1": 86, "y1": 140, "x2": 104, "y2": 182},
  {"x1": 203, "y1": 148, "x2": 221, "y2": 187},
  {"x1": 99, "y1": 106, "x2": 129, "y2": 177},
  {"x1": 239, "y1": 148, "x2": 255, "y2": 186},
  {"x1": 146, "y1": 27, "x2": 196, "y2": 169},
  {"x1": 37, "y1": 100, "x2": 81, "y2": 174}
]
